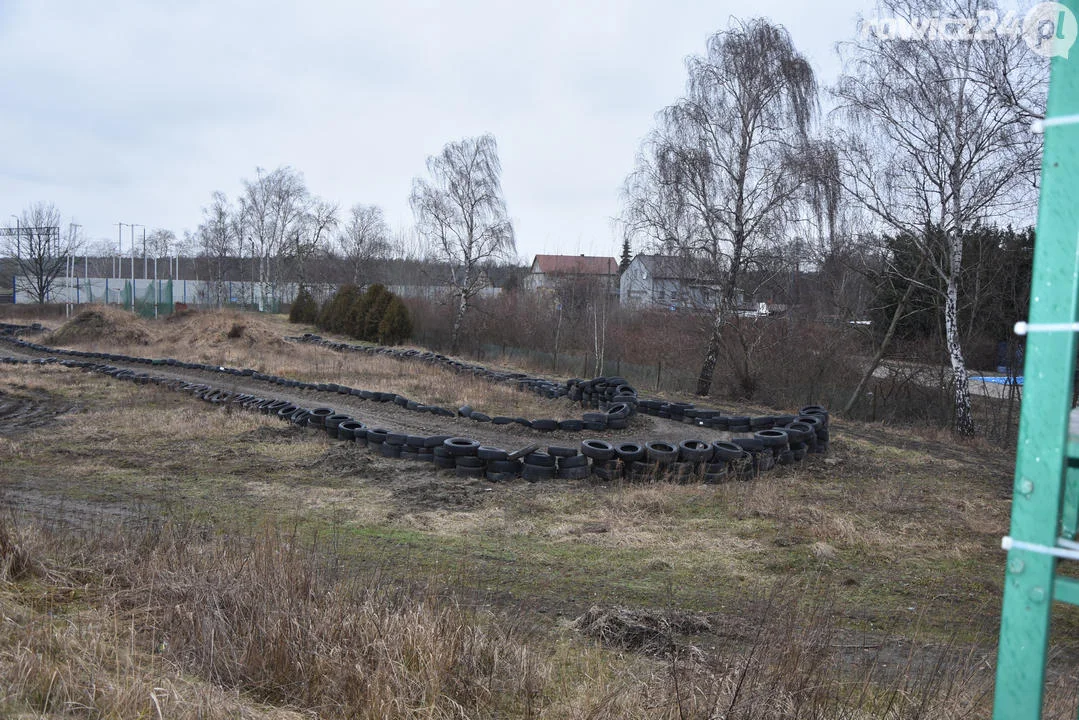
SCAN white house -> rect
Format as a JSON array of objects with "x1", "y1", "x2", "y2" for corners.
[{"x1": 620, "y1": 255, "x2": 716, "y2": 308}]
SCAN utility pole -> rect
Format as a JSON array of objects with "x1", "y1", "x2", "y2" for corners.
[
  {"x1": 130, "y1": 224, "x2": 141, "y2": 313},
  {"x1": 9, "y1": 215, "x2": 19, "y2": 261},
  {"x1": 69, "y1": 224, "x2": 81, "y2": 314},
  {"x1": 115, "y1": 223, "x2": 127, "y2": 299}
]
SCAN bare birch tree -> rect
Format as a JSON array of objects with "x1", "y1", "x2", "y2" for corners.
[
  {"x1": 3, "y1": 202, "x2": 81, "y2": 304},
  {"x1": 195, "y1": 191, "x2": 237, "y2": 308},
  {"x1": 292, "y1": 198, "x2": 337, "y2": 286},
  {"x1": 833, "y1": 0, "x2": 1045, "y2": 434},
  {"x1": 238, "y1": 166, "x2": 311, "y2": 311},
  {"x1": 410, "y1": 134, "x2": 515, "y2": 353},
  {"x1": 624, "y1": 19, "x2": 817, "y2": 396},
  {"x1": 337, "y1": 204, "x2": 390, "y2": 285}
]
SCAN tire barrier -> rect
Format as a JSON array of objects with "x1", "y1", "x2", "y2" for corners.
[
  {"x1": 1, "y1": 351, "x2": 829, "y2": 485},
  {"x1": 287, "y1": 333, "x2": 826, "y2": 441},
  {"x1": 0, "y1": 322, "x2": 45, "y2": 338},
  {"x1": 1, "y1": 334, "x2": 629, "y2": 434},
  {"x1": 0, "y1": 325, "x2": 830, "y2": 485}
]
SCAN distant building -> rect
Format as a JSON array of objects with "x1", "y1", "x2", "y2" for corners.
[
  {"x1": 620, "y1": 254, "x2": 716, "y2": 308},
  {"x1": 525, "y1": 254, "x2": 619, "y2": 293}
]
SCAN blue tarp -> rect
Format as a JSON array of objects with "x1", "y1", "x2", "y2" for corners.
[{"x1": 971, "y1": 376, "x2": 1024, "y2": 385}]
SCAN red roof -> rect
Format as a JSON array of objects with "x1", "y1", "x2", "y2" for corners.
[{"x1": 531, "y1": 254, "x2": 618, "y2": 276}]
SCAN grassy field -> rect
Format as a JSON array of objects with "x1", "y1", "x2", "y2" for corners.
[{"x1": 1, "y1": 308, "x2": 1077, "y2": 718}]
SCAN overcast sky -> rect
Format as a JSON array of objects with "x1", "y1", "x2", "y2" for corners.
[{"x1": 1, "y1": 0, "x2": 887, "y2": 263}]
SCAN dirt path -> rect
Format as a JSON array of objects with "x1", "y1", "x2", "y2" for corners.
[{"x1": 0, "y1": 342, "x2": 759, "y2": 452}]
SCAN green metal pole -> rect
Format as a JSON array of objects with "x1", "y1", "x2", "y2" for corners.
[{"x1": 993, "y1": 12, "x2": 1079, "y2": 717}]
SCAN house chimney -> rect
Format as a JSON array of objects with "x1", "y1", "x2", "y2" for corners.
[{"x1": 580, "y1": 254, "x2": 585, "y2": 257}]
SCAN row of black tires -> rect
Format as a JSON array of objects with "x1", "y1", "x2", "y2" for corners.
[
  {"x1": 3, "y1": 329, "x2": 828, "y2": 441},
  {"x1": 0, "y1": 352, "x2": 830, "y2": 485},
  {"x1": 290, "y1": 333, "x2": 823, "y2": 435},
  {"x1": 0, "y1": 322, "x2": 44, "y2": 338},
  {"x1": 3, "y1": 334, "x2": 633, "y2": 432}
]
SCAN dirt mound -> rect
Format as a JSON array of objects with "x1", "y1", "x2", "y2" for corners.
[
  {"x1": 573, "y1": 605, "x2": 711, "y2": 657},
  {"x1": 159, "y1": 309, "x2": 287, "y2": 350},
  {"x1": 48, "y1": 309, "x2": 152, "y2": 347}
]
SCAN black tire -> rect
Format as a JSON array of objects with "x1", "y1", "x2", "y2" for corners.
[
  {"x1": 615, "y1": 442, "x2": 646, "y2": 463},
  {"x1": 558, "y1": 419, "x2": 584, "y2": 432},
  {"x1": 386, "y1": 432, "x2": 408, "y2": 446},
  {"x1": 456, "y1": 465, "x2": 484, "y2": 479},
  {"x1": 784, "y1": 422, "x2": 813, "y2": 443},
  {"x1": 592, "y1": 460, "x2": 624, "y2": 481},
  {"x1": 522, "y1": 463, "x2": 556, "y2": 482},
  {"x1": 425, "y1": 435, "x2": 452, "y2": 448},
  {"x1": 581, "y1": 439, "x2": 615, "y2": 461},
  {"x1": 532, "y1": 419, "x2": 558, "y2": 432},
  {"x1": 471, "y1": 412, "x2": 492, "y2": 423},
  {"x1": 339, "y1": 420, "x2": 364, "y2": 441},
  {"x1": 379, "y1": 442, "x2": 401, "y2": 458},
  {"x1": 607, "y1": 402, "x2": 632, "y2": 420},
  {"x1": 732, "y1": 438, "x2": 765, "y2": 454},
  {"x1": 703, "y1": 470, "x2": 728, "y2": 484},
  {"x1": 582, "y1": 412, "x2": 608, "y2": 428},
  {"x1": 400, "y1": 450, "x2": 420, "y2": 462},
  {"x1": 557, "y1": 465, "x2": 591, "y2": 480},
  {"x1": 456, "y1": 456, "x2": 485, "y2": 469},
  {"x1": 712, "y1": 441, "x2": 744, "y2": 462},
  {"x1": 507, "y1": 443, "x2": 541, "y2": 460},
  {"x1": 557, "y1": 454, "x2": 589, "y2": 469},
  {"x1": 678, "y1": 439, "x2": 713, "y2": 463},
  {"x1": 754, "y1": 429, "x2": 790, "y2": 448},
  {"x1": 488, "y1": 459, "x2": 522, "y2": 474},
  {"x1": 645, "y1": 441, "x2": 678, "y2": 465},
  {"x1": 547, "y1": 446, "x2": 578, "y2": 458},
  {"x1": 625, "y1": 461, "x2": 655, "y2": 483},
  {"x1": 491, "y1": 416, "x2": 514, "y2": 425},
  {"x1": 444, "y1": 437, "x2": 481, "y2": 456},
  {"x1": 477, "y1": 446, "x2": 509, "y2": 461},
  {"x1": 607, "y1": 418, "x2": 628, "y2": 430},
  {"x1": 366, "y1": 428, "x2": 390, "y2": 444},
  {"x1": 523, "y1": 452, "x2": 556, "y2": 467},
  {"x1": 458, "y1": 405, "x2": 473, "y2": 418},
  {"x1": 308, "y1": 408, "x2": 335, "y2": 427}
]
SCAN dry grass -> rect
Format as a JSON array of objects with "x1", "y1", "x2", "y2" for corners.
[
  {"x1": 6, "y1": 509, "x2": 1070, "y2": 720},
  {"x1": 0, "y1": 514, "x2": 550, "y2": 719},
  {"x1": 31, "y1": 307, "x2": 574, "y2": 418}
]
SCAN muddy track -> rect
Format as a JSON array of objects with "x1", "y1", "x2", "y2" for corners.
[
  {"x1": 0, "y1": 386, "x2": 73, "y2": 436},
  {"x1": 0, "y1": 343, "x2": 770, "y2": 452}
]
